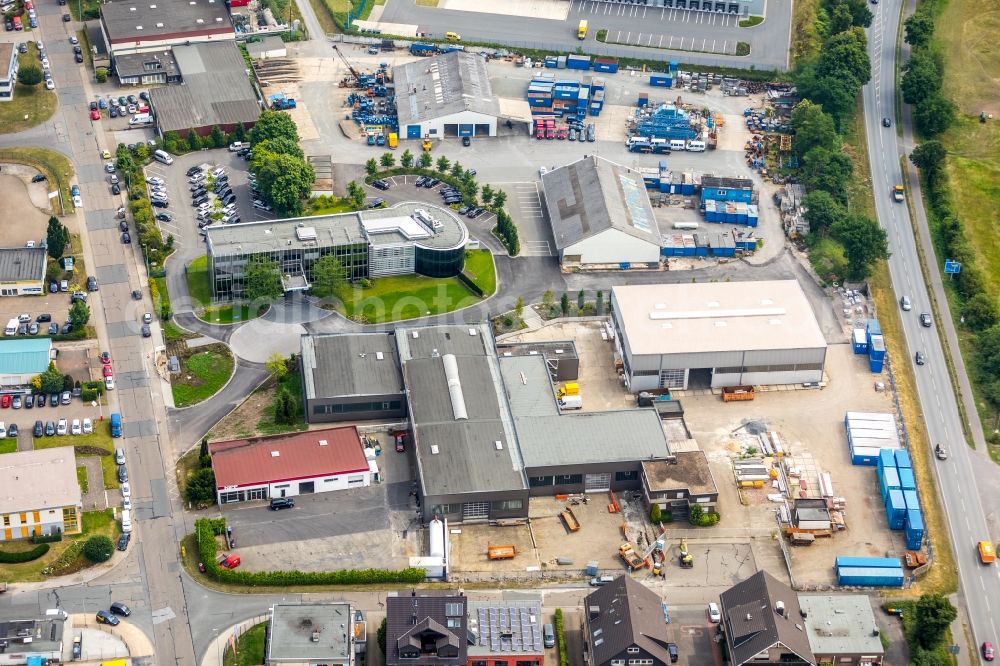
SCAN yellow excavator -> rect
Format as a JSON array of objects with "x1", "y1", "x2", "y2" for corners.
[{"x1": 679, "y1": 537, "x2": 693, "y2": 568}]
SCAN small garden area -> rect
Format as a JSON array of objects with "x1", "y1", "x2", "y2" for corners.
[
  {"x1": 208, "y1": 357, "x2": 307, "y2": 440},
  {"x1": 33, "y1": 420, "x2": 118, "y2": 489},
  {"x1": 171, "y1": 344, "x2": 236, "y2": 407},
  {"x1": 0, "y1": 439, "x2": 17, "y2": 454},
  {"x1": 185, "y1": 256, "x2": 264, "y2": 324},
  {"x1": 461, "y1": 249, "x2": 497, "y2": 297},
  {"x1": 336, "y1": 275, "x2": 481, "y2": 324},
  {"x1": 224, "y1": 623, "x2": 268, "y2": 666},
  {"x1": 0, "y1": 509, "x2": 118, "y2": 582}
]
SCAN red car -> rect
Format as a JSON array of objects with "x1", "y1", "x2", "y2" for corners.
[
  {"x1": 984, "y1": 642, "x2": 995, "y2": 661},
  {"x1": 102, "y1": 365, "x2": 113, "y2": 377},
  {"x1": 218, "y1": 554, "x2": 241, "y2": 569},
  {"x1": 0, "y1": 395, "x2": 10, "y2": 408},
  {"x1": 394, "y1": 432, "x2": 407, "y2": 453},
  {"x1": 100, "y1": 352, "x2": 112, "y2": 365},
  {"x1": 90, "y1": 108, "x2": 100, "y2": 121}
]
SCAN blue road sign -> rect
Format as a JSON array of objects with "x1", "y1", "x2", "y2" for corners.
[{"x1": 944, "y1": 260, "x2": 961, "y2": 275}]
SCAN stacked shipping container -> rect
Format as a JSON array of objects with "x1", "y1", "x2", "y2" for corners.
[
  {"x1": 846, "y1": 411, "x2": 900, "y2": 465},
  {"x1": 835, "y1": 556, "x2": 905, "y2": 587},
  {"x1": 876, "y1": 446, "x2": 925, "y2": 550}
]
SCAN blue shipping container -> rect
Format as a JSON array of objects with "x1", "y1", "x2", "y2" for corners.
[
  {"x1": 837, "y1": 567, "x2": 905, "y2": 587},
  {"x1": 650, "y1": 74, "x2": 673, "y2": 87},
  {"x1": 869, "y1": 356, "x2": 884, "y2": 373},
  {"x1": 903, "y1": 489, "x2": 920, "y2": 511},
  {"x1": 878, "y1": 448, "x2": 897, "y2": 472},
  {"x1": 906, "y1": 509, "x2": 924, "y2": 531},
  {"x1": 885, "y1": 489, "x2": 907, "y2": 529},
  {"x1": 898, "y1": 467, "x2": 916, "y2": 491},
  {"x1": 834, "y1": 556, "x2": 902, "y2": 569},
  {"x1": 879, "y1": 466, "x2": 901, "y2": 499},
  {"x1": 867, "y1": 319, "x2": 882, "y2": 336},
  {"x1": 895, "y1": 449, "x2": 913, "y2": 469},
  {"x1": 868, "y1": 335, "x2": 886, "y2": 360},
  {"x1": 852, "y1": 329, "x2": 868, "y2": 354}
]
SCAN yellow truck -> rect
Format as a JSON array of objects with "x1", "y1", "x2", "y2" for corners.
[
  {"x1": 577, "y1": 20, "x2": 588, "y2": 39},
  {"x1": 979, "y1": 540, "x2": 995, "y2": 564},
  {"x1": 892, "y1": 184, "x2": 905, "y2": 202},
  {"x1": 619, "y1": 543, "x2": 645, "y2": 570},
  {"x1": 556, "y1": 382, "x2": 579, "y2": 398}
]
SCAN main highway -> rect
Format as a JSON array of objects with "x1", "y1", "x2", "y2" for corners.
[{"x1": 863, "y1": 0, "x2": 999, "y2": 658}]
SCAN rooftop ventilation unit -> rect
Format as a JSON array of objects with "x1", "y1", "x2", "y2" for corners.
[
  {"x1": 442, "y1": 353, "x2": 468, "y2": 420},
  {"x1": 431, "y1": 445, "x2": 440, "y2": 455},
  {"x1": 319, "y1": 439, "x2": 328, "y2": 446},
  {"x1": 295, "y1": 226, "x2": 317, "y2": 241},
  {"x1": 376, "y1": 352, "x2": 384, "y2": 360}
]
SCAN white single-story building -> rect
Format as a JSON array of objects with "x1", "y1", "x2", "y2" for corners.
[
  {"x1": 0, "y1": 338, "x2": 54, "y2": 389},
  {"x1": 0, "y1": 247, "x2": 47, "y2": 295},
  {"x1": 0, "y1": 448, "x2": 83, "y2": 541},
  {"x1": 209, "y1": 426, "x2": 374, "y2": 504},
  {"x1": 542, "y1": 156, "x2": 662, "y2": 268}
]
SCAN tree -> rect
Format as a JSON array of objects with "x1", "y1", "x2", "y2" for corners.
[
  {"x1": 377, "y1": 618, "x2": 388, "y2": 657},
  {"x1": 365, "y1": 158, "x2": 379, "y2": 177},
  {"x1": 250, "y1": 110, "x2": 300, "y2": 146},
  {"x1": 185, "y1": 468, "x2": 217, "y2": 505},
  {"x1": 17, "y1": 65, "x2": 43, "y2": 86},
  {"x1": 904, "y1": 11, "x2": 934, "y2": 47},
  {"x1": 542, "y1": 289, "x2": 555, "y2": 309},
  {"x1": 914, "y1": 94, "x2": 956, "y2": 136},
  {"x1": 46, "y1": 217, "x2": 67, "y2": 259},
  {"x1": 233, "y1": 122, "x2": 247, "y2": 142},
  {"x1": 400, "y1": 149, "x2": 414, "y2": 169},
  {"x1": 450, "y1": 161, "x2": 465, "y2": 179},
  {"x1": 255, "y1": 137, "x2": 304, "y2": 159},
  {"x1": 688, "y1": 504, "x2": 704, "y2": 525},
  {"x1": 83, "y1": 535, "x2": 115, "y2": 563},
  {"x1": 243, "y1": 256, "x2": 283, "y2": 302},
  {"x1": 816, "y1": 28, "x2": 870, "y2": 88},
  {"x1": 436, "y1": 155, "x2": 450, "y2": 174},
  {"x1": 577, "y1": 289, "x2": 585, "y2": 310},
  {"x1": 491, "y1": 189, "x2": 507, "y2": 210},
  {"x1": 910, "y1": 141, "x2": 947, "y2": 175},
  {"x1": 791, "y1": 100, "x2": 839, "y2": 157},
  {"x1": 69, "y1": 300, "x2": 91, "y2": 328},
  {"x1": 842, "y1": 0, "x2": 873, "y2": 27},
  {"x1": 210, "y1": 125, "x2": 226, "y2": 149},
  {"x1": 346, "y1": 180, "x2": 366, "y2": 209},
  {"x1": 596, "y1": 289, "x2": 604, "y2": 315},
  {"x1": 963, "y1": 294, "x2": 999, "y2": 331},
  {"x1": 515, "y1": 296, "x2": 524, "y2": 319},
  {"x1": 901, "y1": 51, "x2": 943, "y2": 105},
  {"x1": 63, "y1": 374, "x2": 74, "y2": 391},
  {"x1": 800, "y1": 147, "x2": 854, "y2": 203},
  {"x1": 560, "y1": 293, "x2": 570, "y2": 316},
  {"x1": 200, "y1": 437, "x2": 210, "y2": 460},
  {"x1": 418, "y1": 152, "x2": 433, "y2": 169},
  {"x1": 976, "y1": 325, "x2": 1000, "y2": 377},
  {"x1": 312, "y1": 254, "x2": 346, "y2": 297},
  {"x1": 799, "y1": 73, "x2": 857, "y2": 129},
  {"x1": 274, "y1": 387, "x2": 298, "y2": 424},
  {"x1": 40, "y1": 362, "x2": 64, "y2": 394},
  {"x1": 802, "y1": 190, "x2": 846, "y2": 237},
  {"x1": 481, "y1": 184, "x2": 494, "y2": 205},
  {"x1": 95, "y1": 68, "x2": 108, "y2": 84},
  {"x1": 832, "y1": 214, "x2": 890, "y2": 280},
  {"x1": 911, "y1": 594, "x2": 957, "y2": 650},
  {"x1": 829, "y1": 3, "x2": 853, "y2": 34},
  {"x1": 379, "y1": 152, "x2": 395, "y2": 168},
  {"x1": 254, "y1": 151, "x2": 315, "y2": 216},
  {"x1": 650, "y1": 503, "x2": 662, "y2": 523},
  {"x1": 266, "y1": 351, "x2": 289, "y2": 379},
  {"x1": 186, "y1": 129, "x2": 201, "y2": 151}
]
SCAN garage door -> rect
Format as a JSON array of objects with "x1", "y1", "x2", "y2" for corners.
[
  {"x1": 585, "y1": 473, "x2": 612, "y2": 493},
  {"x1": 458, "y1": 124, "x2": 473, "y2": 136},
  {"x1": 406, "y1": 124, "x2": 422, "y2": 139},
  {"x1": 463, "y1": 501, "x2": 490, "y2": 520}
]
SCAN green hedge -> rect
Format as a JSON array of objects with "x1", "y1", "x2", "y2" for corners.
[
  {"x1": 32, "y1": 530, "x2": 63, "y2": 544},
  {"x1": 194, "y1": 518, "x2": 424, "y2": 586},
  {"x1": 554, "y1": 608, "x2": 568, "y2": 666},
  {"x1": 0, "y1": 543, "x2": 50, "y2": 563}
]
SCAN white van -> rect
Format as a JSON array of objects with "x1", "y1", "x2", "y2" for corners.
[
  {"x1": 4, "y1": 318, "x2": 18, "y2": 336},
  {"x1": 669, "y1": 139, "x2": 687, "y2": 151},
  {"x1": 129, "y1": 113, "x2": 153, "y2": 126},
  {"x1": 153, "y1": 150, "x2": 174, "y2": 165},
  {"x1": 686, "y1": 140, "x2": 706, "y2": 152},
  {"x1": 121, "y1": 509, "x2": 132, "y2": 533}
]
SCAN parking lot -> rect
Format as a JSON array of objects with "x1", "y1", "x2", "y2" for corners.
[{"x1": 217, "y1": 433, "x2": 424, "y2": 572}]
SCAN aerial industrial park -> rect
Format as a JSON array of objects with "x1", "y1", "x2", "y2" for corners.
[{"x1": 0, "y1": 0, "x2": 995, "y2": 663}]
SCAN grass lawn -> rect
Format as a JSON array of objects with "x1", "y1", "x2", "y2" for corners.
[
  {"x1": 306, "y1": 0, "x2": 338, "y2": 34},
  {"x1": 185, "y1": 257, "x2": 262, "y2": 324},
  {"x1": 0, "y1": 45, "x2": 58, "y2": 136},
  {"x1": 337, "y1": 275, "x2": 480, "y2": 323},
  {"x1": 0, "y1": 509, "x2": 117, "y2": 582},
  {"x1": 77, "y1": 29, "x2": 93, "y2": 69},
  {"x1": 0, "y1": 439, "x2": 17, "y2": 454},
  {"x1": 164, "y1": 319, "x2": 194, "y2": 342},
  {"x1": 76, "y1": 465, "x2": 89, "y2": 493},
  {"x1": 462, "y1": 249, "x2": 497, "y2": 296},
  {"x1": 0, "y1": 147, "x2": 74, "y2": 216},
  {"x1": 224, "y1": 623, "x2": 268, "y2": 666},
  {"x1": 308, "y1": 201, "x2": 359, "y2": 216},
  {"x1": 172, "y1": 344, "x2": 235, "y2": 407},
  {"x1": 738, "y1": 15, "x2": 764, "y2": 27},
  {"x1": 68, "y1": 0, "x2": 101, "y2": 20},
  {"x1": 186, "y1": 256, "x2": 212, "y2": 308},
  {"x1": 33, "y1": 420, "x2": 119, "y2": 489}
]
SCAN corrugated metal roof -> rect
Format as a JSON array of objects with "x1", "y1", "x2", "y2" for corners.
[
  {"x1": 0, "y1": 248, "x2": 47, "y2": 283},
  {"x1": 0, "y1": 338, "x2": 52, "y2": 375},
  {"x1": 100, "y1": 0, "x2": 233, "y2": 42},
  {"x1": 394, "y1": 51, "x2": 501, "y2": 125},
  {"x1": 302, "y1": 332, "x2": 403, "y2": 400}
]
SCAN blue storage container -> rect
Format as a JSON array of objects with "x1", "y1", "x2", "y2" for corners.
[
  {"x1": 566, "y1": 54, "x2": 591, "y2": 70},
  {"x1": 905, "y1": 510, "x2": 924, "y2": 550},
  {"x1": 885, "y1": 489, "x2": 906, "y2": 529},
  {"x1": 851, "y1": 448, "x2": 880, "y2": 465},
  {"x1": 898, "y1": 467, "x2": 916, "y2": 491},
  {"x1": 868, "y1": 335, "x2": 886, "y2": 360},
  {"x1": 681, "y1": 182, "x2": 695, "y2": 196},
  {"x1": 837, "y1": 567, "x2": 904, "y2": 587},
  {"x1": 835, "y1": 556, "x2": 902, "y2": 569},
  {"x1": 852, "y1": 329, "x2": 868, "y2": 354},
  {"x1": 747, "y1": 204, "x2": 759, "y2": 227},
  {"x1": 867, "y1": 319, "x2": 882, "y2": 336},
  {"x1": 669, "y1": 60, "x2": 678, "y2": 71},
  {"x1": 879, "y1": 466, "x2": 901, "y2": 499},
  {"x1": 869, "y1": 356, "x2": 884, "y2": 373},
  {"x1": 903, "y1": 489, "x2": 920, "y2": 511},
  {"x1": 878, "y1": 448, "x2": 897, "y2": 472},
  {"x1": 703, "y1": 200, "x2": 716, "y2": 222},
  {"x1": 650, "y1": 74, "x2": 673, "y2": 87},
  {"x1": 694, "y1": 235, "x2": 709, "y2": 256},
  {"x1": 895, "y1": 449, "x2": 912, "y2": 469}
]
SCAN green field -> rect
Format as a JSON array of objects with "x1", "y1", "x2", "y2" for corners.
[
  {"x1": 224, "y1": 623, "x2": 268, "y2": 666},
  {"x1": 462, "y1": 250, "x2": 497, "y2": 296},
  {"x1": 0, "y1": 440, "x2": 16, "y2": 454},
  {"x1": 338, "y1": 275, "x2": 480, "y2": 323},
  {"x1": 172, "y1": 346, "x2": 235, "y2": 407}
]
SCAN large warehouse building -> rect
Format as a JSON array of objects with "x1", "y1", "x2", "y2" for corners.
[
  {"x1": 542, "y1": 156, "x2": 661, "y2": 269},
  {"x1": 394, "y1": 51, "x2": 528, "y2": 140},
  {"x1": 206, "y1": 202, "x2": 469, "y2": 300},
  {"x1": 611, "y1": 280, "x2": 827, "y2": 391}
]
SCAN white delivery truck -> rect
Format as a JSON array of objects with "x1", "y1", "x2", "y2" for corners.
[{"x1": 558, "y1": 395, "x2": 583, "y2": 410}]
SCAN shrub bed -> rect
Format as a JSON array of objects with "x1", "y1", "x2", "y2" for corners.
[{"x1": 0, "y1": 543, "x2": 50, "y2": 564}]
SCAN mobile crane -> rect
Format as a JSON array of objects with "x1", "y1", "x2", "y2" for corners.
[{"x1": 333, "y1": 45, "x2": 362, "y2": 87}]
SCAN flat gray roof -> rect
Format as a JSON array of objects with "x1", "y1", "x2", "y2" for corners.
[
  {"x1": 0, "y1": 43, "x2": 13, "y2": 81},
  {"x1": 267, "y1": 603, "x2": 354, "y2": 662},
  {"x1": 397, "y1": 323, "x2": 524, "y2": 497},
  {"x1": 798, "y1": 595, "x2": 884, "y2": 657},
  {"x1": 0, "y1": 618, "x2": 65, "y2": 654},
  {"x1": 101, "y1": 0, "x2": 233, "y2": 42},
  {"x1": 612, "y1": 280, "x2": 827, "y2": 357},
  {"x1": 149, "y1": 42, "x2": 260, "y2": 132},
  {"x1": 0, "y1": 247, "x2": 47, "y2": 283},
  {"x1": 499, "y1": 356, "x2": 671, "y2": 469},
  {"x1": 301, "y1": 333, "x2": 404, "y2": 400},
  {"x1": 394, "y1": 51, "x2": 500, "y2": 126},
  {"x1": 542, "y1": 155, "x2": 660, "y2": 251},
  {"x1": 114, "y1": 49, "x2": 178, "y2": 79},
  {"x1": 207, "y1": 202, "x2": 467, "y2": 257}
]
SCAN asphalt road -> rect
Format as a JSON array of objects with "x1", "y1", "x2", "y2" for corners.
[{"x1": 863, "y1": 0, "x2": 999, "y2": 659}]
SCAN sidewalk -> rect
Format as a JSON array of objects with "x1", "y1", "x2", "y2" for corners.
[{"x1": 199, "y1": 614, "x2": 269, "y2": 666}]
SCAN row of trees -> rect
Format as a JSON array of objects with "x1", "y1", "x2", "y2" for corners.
[
  {"x1": 792, "y1": 13, "x2": 889, "y2": 282},
  {"x1": 249, "y1": 111, "x2": 315, "y2": 217},
  {"x1": 162, "y1": 123, "x2": 249, "y2": 155},
  {"x1": 901, "y1": 7, "x2": 955, "y2": 136},
  {"x1": 116, "y1": 144, "x2": 170, "y2": 273}
]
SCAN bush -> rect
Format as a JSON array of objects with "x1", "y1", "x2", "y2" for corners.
[
  {"x1": 95, "y1": 68, "x2": 108, "y2": 83},
  {"x1": 554, "y1": 609, "x2": 568, "y2": 666},
  {"x1": 32, "y1": 529, "x2": 62, "y2": 544},
  {"x1": 0, "y1": 543, "x2": 50, "y2": 563},
  {"x1": 83, "y1": 535, "x2": 115, "y2": 563},
  {"x1": 17, "y1": 65, "x2": 43, "y2": 86},
  {"x1": 194, "y1": 518, "x2": 424, "y2": 586},
  {"x1": 649, "y1": 504, "x2": 662, "y2": 523}
]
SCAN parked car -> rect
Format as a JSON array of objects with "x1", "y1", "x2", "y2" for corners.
[
  {"x1": 117, "y1": 532, "x2": 131, "y2": 551},
  {"x1": 96, "y1": 610, "x2": 120, "y2": 626},
  {"x1": 372, "y1": 179, "x2": 390, "y2": 190},
  {"x1": 141, "y1": 324, "x2": 151, "y2": 338},
  {"x1": 45, "y1": 421, "x2": 55, "y2": 436},
  {"x1": 71, "y1": 419, "x2": 82, "y2": 435},
  {"x1": 33, "y1": 420, "x2": 43, "y2": 437},
  {"x1": 269, "y1": 497, "x2": 295, "y2": 510},
  {"x1": 7, "y1": 424, "x2": 18, "y2": 438},
  {"x1": 56, "y1": 418, "x2": 67, "y2": 435},
  {"x1": 117, "y1": 464, "x2": 128, "y2": 483},
  {"x1": 110, "y1": 602, "x2": 131, "y2": 617},
  {"x1": 708, "y1": 602, "x2": 721, "y2": 623},
  {"x1": 83, "y1": 418, "x2": 93, "y2": 434}
]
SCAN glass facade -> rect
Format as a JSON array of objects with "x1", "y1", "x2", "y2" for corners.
[
  {"x1": 211, "y1": 242, "x2": 369, "y2": 300},
  {"x1": 415, "y1": 245, "x2": 466, "y2": 278}
]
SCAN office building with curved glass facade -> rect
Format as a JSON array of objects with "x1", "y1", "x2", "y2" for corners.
[{"x1": 205, "y1": 202, "x2": 470, "y2": 300}]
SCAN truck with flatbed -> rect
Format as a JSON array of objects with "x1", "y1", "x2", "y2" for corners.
[{"x1": 619, "y1": 543, "x2": 645, "y2": 570}]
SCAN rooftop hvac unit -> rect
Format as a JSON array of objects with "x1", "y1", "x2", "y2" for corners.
[{"x1": 295, "y1": 226, "x2": 318, "y2": 241}]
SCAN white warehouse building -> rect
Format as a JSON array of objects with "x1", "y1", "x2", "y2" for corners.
[
  {"x1": 610, "y1": 280, "x2": 828, "y2": 391},
  {"x1": 542, "y1": 156, "x2": 662, "y2": 269},
  {"x1": 394, "y1": 51, "x2": 529, "y2": 140}
]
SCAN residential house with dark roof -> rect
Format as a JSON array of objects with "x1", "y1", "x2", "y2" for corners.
[
  {"x1": 386, "y1": 592, "x2": 468, "y2": 666},
  {"x1": 718, "y1": 571, "x2": 816, "y2": 666},
  {"x1": 583, "y1": 576, "x2": 674, "y2": 666}
]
